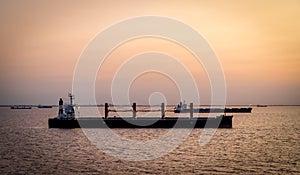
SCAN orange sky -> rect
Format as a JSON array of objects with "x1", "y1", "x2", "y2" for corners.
[{"x1": 0, "y1": 0, "x2": 300, "y2": 105}]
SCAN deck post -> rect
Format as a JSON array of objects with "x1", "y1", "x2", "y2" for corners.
[
  {"x1": 161, "y1": 103, "x2": 165, "y2": 119},
  {"x1": 132, "y1": 102, "x2": 137, "y2": 119},
  {"x1": 105, "y1": 103, "x2": 109, "y2": 119},
  {"x1": 190, "y1": 102, "x2": 193, "y2": 118}
]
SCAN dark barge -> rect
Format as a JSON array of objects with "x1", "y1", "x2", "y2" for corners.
[{"x1": 48, "y1": 115, "x2": 233, "y2": 129}]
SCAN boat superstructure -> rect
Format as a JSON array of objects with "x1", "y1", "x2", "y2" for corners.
[{"x1": 57, "y1": 93, "x2": 75, "y2": 120}]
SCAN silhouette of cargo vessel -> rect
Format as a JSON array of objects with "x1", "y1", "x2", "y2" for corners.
[
  {"x1": 174, "y1": 102, "x2": 252, "y2": 113},
  {"x1": 48, "y1": 94, "x2": 233, "y2": 129}
]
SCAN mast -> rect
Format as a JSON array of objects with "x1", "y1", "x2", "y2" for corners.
[{"x1": 68, "y1": 93, "x2": 74, "y2": 105}]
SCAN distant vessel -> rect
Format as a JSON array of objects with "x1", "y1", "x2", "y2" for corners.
[
  {"x1": 11, "y1": 105, "x2": 32, "y2": 109},
  {"x1": 174, "y1": 102, "x2": 252, "y2": 113},
  {"x1": 37, "y1": 105, "x2": 53, "y2": 108},
  {"x1": 48, "y1": 94, "x2": 233, "y2": 128},
  {"x1": 257, "y1": 105, "x2": 268, "y2": 107}
]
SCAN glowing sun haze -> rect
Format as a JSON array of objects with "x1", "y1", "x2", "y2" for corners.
[{"x1": 0, "y1": 0, "x2": 299, "y2": 105}]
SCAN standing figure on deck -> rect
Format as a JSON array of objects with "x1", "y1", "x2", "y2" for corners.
[{"x1": 58, "y1": 98, "x2": 64, "y2": 119}]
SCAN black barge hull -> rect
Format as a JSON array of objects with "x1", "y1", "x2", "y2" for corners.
[{"x1": 48, "y1": 115, "x2": 233, "y2": 129}]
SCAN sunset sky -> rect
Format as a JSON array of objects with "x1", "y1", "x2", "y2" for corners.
[{"x1": 0, "y1": 0, "x2": 300, "y2": 105}]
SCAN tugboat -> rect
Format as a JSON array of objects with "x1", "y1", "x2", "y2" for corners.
[{"x1": 174, "y1": 102, "x2": 252, "y2": 113}]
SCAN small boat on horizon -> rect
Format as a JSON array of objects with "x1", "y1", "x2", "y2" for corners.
[
  {"x1": 11, "y1": 105, "x2": 32, "y2": 109},
  {"x1": 37, "y1": 105, "x2": 53, "y2": 108},
  {"x1": 257, "y1": 104, "x2": 268, "y2": 107}
]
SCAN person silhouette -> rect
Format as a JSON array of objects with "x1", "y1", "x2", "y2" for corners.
[{"x1": 59, "y1": 98, "x2": 63, "y2": 115}]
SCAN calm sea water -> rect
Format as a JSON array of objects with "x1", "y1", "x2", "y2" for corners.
[{"x1": 0, "y1": 106, "x2": 299, "y2": 174}]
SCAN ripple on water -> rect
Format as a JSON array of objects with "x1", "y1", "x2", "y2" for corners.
[{"x1": 0, "y1": 106, "x2": 299, "y2": 174}]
